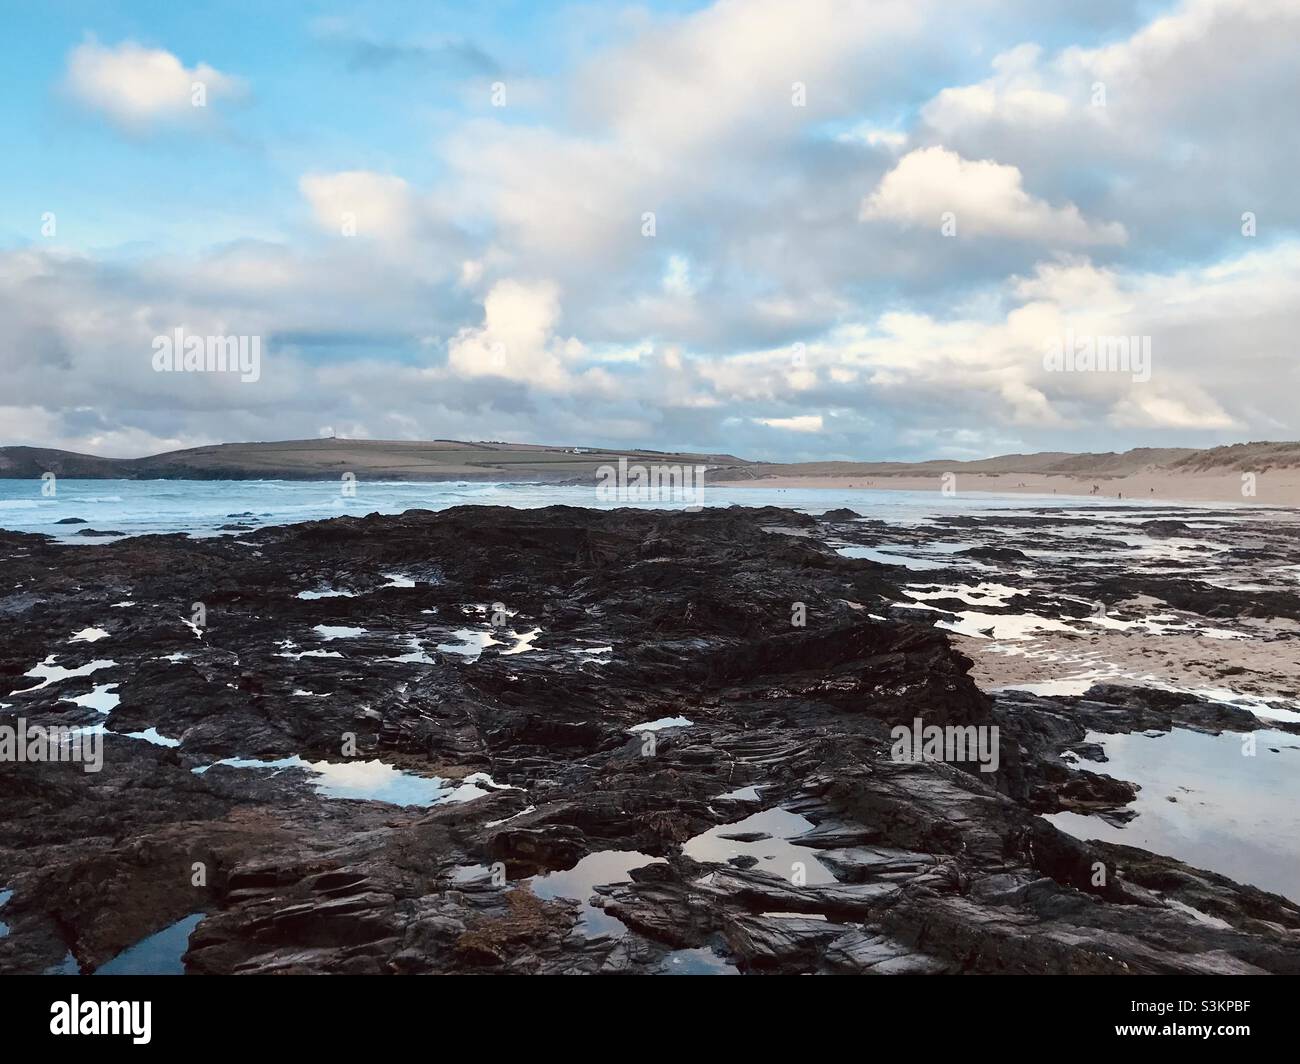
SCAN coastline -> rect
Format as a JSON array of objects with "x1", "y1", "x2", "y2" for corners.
[
  {"x1": 8, "y1": 438, "x2": 1300, "y2": 509},
  {"x1": 713, "y1": 469, "x2": 1300, "y2": 508}
]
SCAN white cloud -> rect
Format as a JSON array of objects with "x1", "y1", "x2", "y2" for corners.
[
  {"x1": 574, "y1": 0, "x2": 926, "y2": 153},
  {"x1": 0, "y1": 404, "x2": 202, "y2": 458},
  {"x1": 12, "y1": 0, "x2": 1300, "y2": 462},
  {"x1": 446, "y1": 279, "x2": 572, "y2": 388},
  {"x1": 909, "y1": 0, "x2": 1300, "y2": 252},
  {"x1": 1109, "y1": 392, "x2": 1238, "y2": 431},
  {"x1": 838, "y1": 125, "x2": 909, "y2": 151},
  {"x1": 64, "y1": 39, "x2": 244, "y2": 129},
  {"x1": 2, "y1": 237, "x2": 1295, "y2": 459},
  {"x1": 860, "y1": 146, "x2": 1126, "y2": 245},
  {"x1": 757, "y1": 415, "x2": 825, "y2": 432},
  {"x1": 300, "y1": 172, "x2": 416, "y2": 240},
  {"x1": 922, "y1": 44, "x2": 1072, "y2": 136},
  {"x1": 436, "y1": 0, "x2": 933, "y2": 294},
  {"x1": 838, "y1": 245, "x2": 1296, "y2": 431}
]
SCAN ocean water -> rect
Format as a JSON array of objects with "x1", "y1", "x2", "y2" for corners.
[{"x1": 0, "y1": 478, "x2": 1172, "y2": 541}]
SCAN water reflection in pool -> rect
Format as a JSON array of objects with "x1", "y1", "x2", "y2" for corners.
[{"x1": 1047, "y1": 727, "x2": 1300, "y2": 903}]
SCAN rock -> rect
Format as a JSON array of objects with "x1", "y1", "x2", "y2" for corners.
[
  {"x1": 959, "y1": 546, "x2": 1028, "y2": 561},
  {"x1": 723, "y1": 914, "x2": 842, "y2": 967},
  {"x1": 0, "y1": 504, "x2": 1296, "y2": 976},
  {"x1": 1141, "y1": 520, "x2": 1194, "y2": 538},
  {"x1": 825, "y1": 929, "x2": 951, "y2": 974}
]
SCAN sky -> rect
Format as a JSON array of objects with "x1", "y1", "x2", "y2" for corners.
[{"x1": 2, "y1": 0, "x2": 1298, "y2": 461}]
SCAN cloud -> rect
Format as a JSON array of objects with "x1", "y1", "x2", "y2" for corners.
[
  {"x1": 921, "y1": 44, "x2": 1073, "y2": 136},
  {"x1": 63, "y1": 39, "x2": 245, "y2": 130},
  {"x1": 300, "y1": 172, "x2": 417, "y2": 241},
  {"x1": 908, "y1": 0, "x2": 1300, "y2": 256},
  {"x1": 446, "y1": 279, "x2": 574, "y2": 388},
  {"x1": 757, "y1": 415, "x2": 825, "y2": 432},
  {"x1": 860, "y1": 146, "x2": 1126, "y2": 245},
  {"x1": 837, "y1": 125, "x2": 909, "y2": 151},
  {"x1": 1109, "y1": 392, "x2": 1238, "y2": 431},
  {"x1": 433, "y1": 0, "x2": 938, "y2": 317},
  {"x1": 1, "y1": 237, "x2": 1294, "y2": 460},
  {"x1": 572, "y1": 0, "x2": 926, "y2": 152},
  {"x1": 10, "y1": 0, "x2": 1300, "y2": 463},
  {"x1": 840, "y1": 244, "x2": 1294, "y2": 433},
  {"x1": 0, "y1": 406, "x2": 196, "y2": 458},
  {"x1": 309, "y1": 17, "x2": 499, "y2": 75}
]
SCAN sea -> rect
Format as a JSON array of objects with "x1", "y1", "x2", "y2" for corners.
[{"x1": 0, "y1": 478, "x2": 1176, "y2": 542}]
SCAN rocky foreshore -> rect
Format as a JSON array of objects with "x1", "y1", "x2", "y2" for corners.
[{"x1": 2, "y1": 504, "x2": 1299, "y2": 975}]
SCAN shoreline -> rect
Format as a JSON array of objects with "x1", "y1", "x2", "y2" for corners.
[{"x1": 712, "y1": 469, "x2": 1300, "y2": 508}]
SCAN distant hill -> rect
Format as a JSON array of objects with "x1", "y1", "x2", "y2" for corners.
[
  {"x1": 1, "y1": 437, "x2": 1297, "y2": 482},
  {"x1": 0, "y1": 438, "x2": 753, "y2": 482},
  {"x1": 732, "y1": 446, "x2": 1203, "y2": 480}
]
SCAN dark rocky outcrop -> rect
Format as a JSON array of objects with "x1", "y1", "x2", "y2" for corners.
[{"x1": 1, "y1": 505, "x2": 1297, "y2": 975}]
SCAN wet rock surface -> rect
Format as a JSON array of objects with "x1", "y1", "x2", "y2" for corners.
[{"x1": 1, "y1": 503, "x2": 1298, "y2": 974}]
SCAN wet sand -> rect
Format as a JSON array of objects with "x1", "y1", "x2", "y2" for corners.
[
  {"x1": 954, "y1": 623, "x2": 1300, "y2": 714},
  {"x1": 824, "y1": 504, "x2": 1300, "y2": 715}
]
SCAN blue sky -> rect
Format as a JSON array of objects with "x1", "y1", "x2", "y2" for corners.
[
  {"x1": 3, "y1": 0, "x2": 1298, "y2": 459},
  {"x1": 4, "y1": 2, "x2": 550, "y2": 251}
]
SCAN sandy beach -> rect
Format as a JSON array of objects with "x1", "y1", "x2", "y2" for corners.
[{"x1": 714, "y1": 468, "x2": 1300, "y2": 507}]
